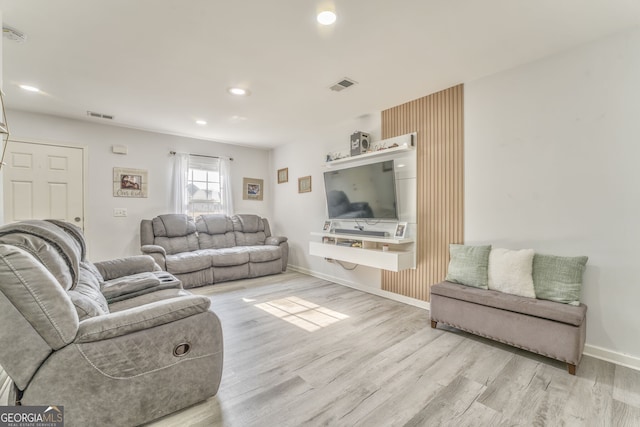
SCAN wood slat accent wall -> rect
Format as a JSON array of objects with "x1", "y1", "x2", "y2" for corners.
[{"x1": 381, "y1": 84, "x2": 464, "y2": 301}]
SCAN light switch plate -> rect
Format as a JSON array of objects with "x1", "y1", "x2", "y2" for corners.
[{"x1": 113, "y1": 208, "x2": 127, "y2": 217}]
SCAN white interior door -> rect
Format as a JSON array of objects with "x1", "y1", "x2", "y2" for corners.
[{"x1": 3, "y1": 140, "x2": 85, "y2": 229}]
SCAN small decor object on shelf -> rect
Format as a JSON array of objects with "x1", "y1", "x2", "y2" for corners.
[
  {"x1": 350, "y1": 131, "x2": 370, "y2": 156},
  {"x1": 243, "y1": 177, "x2": 264, "y2": 200},
  {"x1": 298, "y1": 175, "x2": 312, "y2": 193},
  {"x1": 322, "y1": 220, "x2": 332, "y2": 232},
  {"x1": 113, "y1": 167, "x2": 148, "y2": 198},
  {"x1": 394, "y1": 222, "x2": 407, "y2": 239},
  {"x1": 277, "y1": 167, "x2": 288, "y2": 184}
]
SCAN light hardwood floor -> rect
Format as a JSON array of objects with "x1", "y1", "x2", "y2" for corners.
[{"x1": 145, "y1": 272, "x2": 637, "y2": 426}]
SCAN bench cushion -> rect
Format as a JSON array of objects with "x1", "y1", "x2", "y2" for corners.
[{"x1": 431, "y1": 281, "x2": 586, "y2": 326}]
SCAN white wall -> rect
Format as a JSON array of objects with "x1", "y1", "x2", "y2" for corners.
[
  {"x1": 270, "y1": 114, "x2": 387, "y2": 289},
  {"x1": 5, "y1": 110, "x2": 272, "y2": 261},
  {"x1": 465, "y1": 27, "x2": 640, "y2": 362}
]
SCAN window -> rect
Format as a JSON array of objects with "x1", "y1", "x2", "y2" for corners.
[
  {"x1": 186, "y1": 155, "x2": 231, "y2": 217},
  {"x1": 172, "y1": 153, "x2": 233, "y2": 217}
]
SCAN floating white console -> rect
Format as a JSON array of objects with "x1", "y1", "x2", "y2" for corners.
[{"x1": 309, "y1": 231, "x2": 416, "y2": 272}]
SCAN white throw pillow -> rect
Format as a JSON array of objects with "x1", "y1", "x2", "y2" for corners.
[{"x1": 488, "y1": 248, "x2": 536, "y2": 298}]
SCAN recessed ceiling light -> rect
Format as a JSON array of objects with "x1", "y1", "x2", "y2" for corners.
[
  {"x1": 229, "y1": 115, "x2": 247, "y2": 123},
  {"x1": 228, "y1": 87, "x2": 249, "y2": 96},
  {"x1": 19, "y1": 84, "x2": 40, "y2": 92},
  {"x1": 317, "y1": 11, "x2": 337, "y2": 25},
  {"x1": 195, "y1": 120, "x2": 207, "y2": 125}
]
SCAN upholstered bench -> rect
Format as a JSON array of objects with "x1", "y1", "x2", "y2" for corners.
[
  {"x1": 430, "y1": 281, "x2": 587, "y2": 374},
  {"x1": 430, "y1": 244, "x2": 588, "y2": 375}
]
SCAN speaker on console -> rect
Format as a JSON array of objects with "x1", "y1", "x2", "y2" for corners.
[{"x1": 350, "y1": 131, "x2": 370, "y2": 156}]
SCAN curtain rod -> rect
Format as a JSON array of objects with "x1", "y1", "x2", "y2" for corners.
[{"x1": 169, "y1": 151, "x2": 233, "y2": 161}]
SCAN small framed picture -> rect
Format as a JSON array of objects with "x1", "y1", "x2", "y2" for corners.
[
  {"x1": 322, "y1": 220, "x2": 332, "y2": 232},
  {"x1": 243, "y1": 177, "x2": 264, "y2": 201},
  {"x1": 298, "y1": 175, "x2": 312, "y2": 193},
  {"x1": 277, "y1": 167, "x2": 288, "y2": 184},
  {"x1": 394, "y1": 222, "x2": 407, "y2": 239},
  {"x1": 113, "y1": 167, "x2": 148, "y2": 198}
]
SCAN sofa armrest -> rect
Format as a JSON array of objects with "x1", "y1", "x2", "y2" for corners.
[
  {"x1": 141, "y1": 244, "x2": 166, "y2": 255},
  {"x1": 265, "y1": 236, "x2": 288, "y2": 245},
  {"x1": 141, "y1": 245, "x2": 167, "y2": 270},
  {"x1": 75, "y1": 295, "x2": 211, "y2": 343},
  {"x1": 94, "y1": 255, "x2": 159, "y2": 281}
]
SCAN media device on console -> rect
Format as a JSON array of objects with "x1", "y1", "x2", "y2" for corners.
[{"x1": 350, "y1": 131, "x2": 370, "y2": 156}]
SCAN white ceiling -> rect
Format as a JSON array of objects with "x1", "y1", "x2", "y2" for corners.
[{"x1": 1, "y1": 0, "x2": 639, "y2": 149}]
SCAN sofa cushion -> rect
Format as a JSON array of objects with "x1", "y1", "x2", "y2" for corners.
[
  {"x1": 0, "y1": 221, "x2": 81, "y2": 290},
  {"x1": 232, "y1": 214, "x2": 264, "y2": 233},
  {"x1": 152, "y1": 214, "x2": 199, "y2": 255},
  {"x1": 203, "y1": 247, "x2": 249, "y2": 267},
  {"x1": 488, "y1": 248, "x2": 536, "y2": 298},
  {"x1": 196, "y1": 214, "x2": 233, "y2": 235},
  {"x1": 431, "y1": 281, "x2": 587, "y2": 326},
  {"x1": 166, "y1": 250, "x2": 212, "y2": 274},
  {"x1": 445, "y1": 244, "x2": 491, "y2": 289},
  {"x1": 247, "y1": 246, "x2": 281, "y2": 263},
  {"x1": 152, "y1": 214, "x2": 196, "y2": 237},
  {"x1": 196, "y1": 215, "x2": 236, "y2": 250},
  {"x1": 69, "y1": 262, "x2": 110, "y2": 320},
  {"x1": 533, "y1": 254, "x2": 588, "y2": 306},
  {"x1": 232, "y1": 215, "x2": 268, "y2": 246}
]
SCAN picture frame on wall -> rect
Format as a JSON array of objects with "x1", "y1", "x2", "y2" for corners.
[
  {"x1": 394, "y1": 222, "x2": 407, "y2": 239},
  {"x1": 243, "y1": 177, "x2": 264, "y2": 201},
  {"x1": 113, "y1": 167, "x2": 148, "y2": 198},
  {"x1": 298, "y1": 175, "x2": 312, "y2": 193},
  {"x1": 277, "y1": 167, "x2": 288, "y2": 184}
]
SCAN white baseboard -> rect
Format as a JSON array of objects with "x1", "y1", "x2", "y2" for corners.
[
  {"x1": 583, "y1": 344, "x2": 640, "y2": 371},
  {"x1": 288, "y1": 265, "x2": 429, "y2": 310},
  {"x1": 288, "y1": 265, "x2": 640, "y2": 372}
]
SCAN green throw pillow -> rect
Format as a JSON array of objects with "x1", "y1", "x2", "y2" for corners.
[
  {"x1": 445, "y1": 244, "x2": 491, "y2": 289},
  {"x1": 532, "y1": 254, "x2": 588, "y2": 305}
]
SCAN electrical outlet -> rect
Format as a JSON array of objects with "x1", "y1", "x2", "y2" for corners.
[{"x1": 113, "y1": 208, "x2": 127, "y2": 217}]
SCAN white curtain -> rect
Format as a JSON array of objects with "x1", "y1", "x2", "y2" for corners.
[
  {"x1": 220, "y1": 157, "x2": 234, "y2": 215},
  {"x1": 171, "y1": 153, "x2": 189, "y2": 214}
]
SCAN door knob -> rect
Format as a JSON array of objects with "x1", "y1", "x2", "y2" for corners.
[{"x1": 74, "y1": 217, "x2": 81, "y2": 222}]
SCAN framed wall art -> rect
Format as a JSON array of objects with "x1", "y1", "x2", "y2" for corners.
[
  {"x1": 298, "y1": 175, "x2": 312, "y2": 193},
  {"x1": 113, "y1": 167, "x2": 148, "y2": 198},
  {"x1": 277, "y1": 167, "x2": 288, "y2": 184},
  {"x1": 394, "y1": 222, "x2": 407, "y2": 239},
  {"x1": 243, "y1": 177, "x2": 264, "y2": 200}
]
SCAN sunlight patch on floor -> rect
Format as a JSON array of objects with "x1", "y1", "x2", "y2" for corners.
[{"x1": 254, "y1": 296, "x2": 349, "y2": 332}]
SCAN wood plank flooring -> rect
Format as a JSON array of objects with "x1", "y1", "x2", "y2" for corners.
[{"x1": 145, "y1": 271, "x2": 640, "y2": 427}]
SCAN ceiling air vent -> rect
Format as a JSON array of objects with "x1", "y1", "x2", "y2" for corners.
[
  {"x1": 330, "y1": 77, "x2": 357, "y2": 92},
  {"x1": 87, "y1": 111, "x2": 114, "y2": 120}
]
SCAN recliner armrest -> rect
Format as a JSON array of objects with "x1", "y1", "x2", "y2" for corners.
[
  {"x1": 75, "y1": 295, "x2": 211, "y2": 343},
  {"x1": 265, "y1": 236, "x2": 288, "y2": 245},
  {"x1": 141, "y1": 245, "x2": 167, "y2": 270},
  {"x1": 94, "y1": 255, "x2": 159, "y2": 280},
  {"x1": 141, "y1": 244, "x2": 166, "y2": 255}
]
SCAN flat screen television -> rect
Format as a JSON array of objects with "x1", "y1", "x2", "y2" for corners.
[{"x1": 323, "y1": 160, "x2": 398, "y2": 220}]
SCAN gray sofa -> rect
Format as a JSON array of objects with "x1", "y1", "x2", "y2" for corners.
[
  {"x1": 430, "y1": 281, "x2": 587, "y2": 374},
  {"x1": 0, "y1": 220, "x2": 223, "y2": 426},
  {"x1": 140, "y1": 213, "x2": 288, "y2": 288}
]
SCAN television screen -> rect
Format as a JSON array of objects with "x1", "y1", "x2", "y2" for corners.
[{"x1": 323, "y1": 160, "x2": 398, "y2": 220}]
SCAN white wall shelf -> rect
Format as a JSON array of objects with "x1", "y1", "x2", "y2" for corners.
[
  {"x1": 309, "y1": 232, "x2": 416, "y2": 272},
  {"x1": 324, "y1": 133, "x2": 416, "y2": 167}
]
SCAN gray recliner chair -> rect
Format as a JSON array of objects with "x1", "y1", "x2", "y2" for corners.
[{"x1": 0, "y1": 220, "x2": 223, "y2": 426}]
